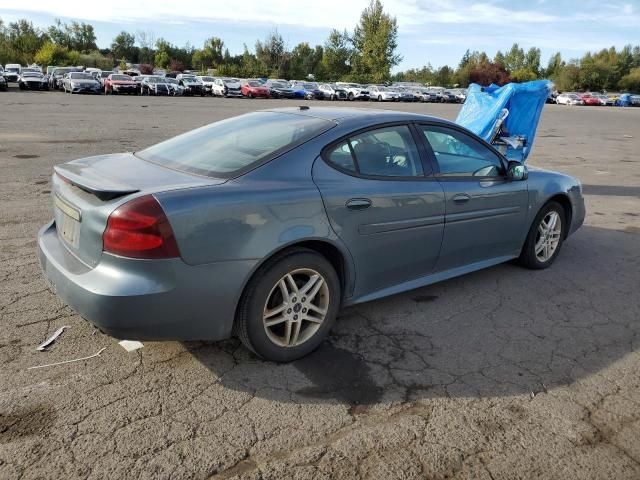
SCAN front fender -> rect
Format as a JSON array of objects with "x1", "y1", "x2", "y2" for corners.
[{"x1": 526, "y1": 167, "x2": 585, "y2": 237}]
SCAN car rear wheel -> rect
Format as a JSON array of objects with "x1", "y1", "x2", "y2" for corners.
[
  {"x1": 519, "y1": 201, "x2": 566, "y2": 269},
  {"x1": 235, "y1": 249, "x2": 340, "y2": 362}
]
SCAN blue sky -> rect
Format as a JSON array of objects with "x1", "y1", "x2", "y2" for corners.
[{"x1": 1, "y1": 0, "x2": 639, "y2": 71}]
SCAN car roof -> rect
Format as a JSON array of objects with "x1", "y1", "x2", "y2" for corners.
[{"x1": 263, "y1": 107, "x2": 455, "y2": 126}]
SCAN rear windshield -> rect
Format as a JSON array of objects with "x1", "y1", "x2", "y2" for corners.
[{"x1": 136, "y1": 111, "x2": 334, "y2": 178}]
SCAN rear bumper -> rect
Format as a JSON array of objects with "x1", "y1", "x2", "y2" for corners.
[{"x1": 38, "y1": 220, "x2": 256, "y2": 341}]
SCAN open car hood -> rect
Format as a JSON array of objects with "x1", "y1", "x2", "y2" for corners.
[{"x1": 455, "y1": 80, "x2": 551, "y2": 162}]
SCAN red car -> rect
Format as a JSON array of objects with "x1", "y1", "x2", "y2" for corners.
[
  {"x1": 241, "y1": 81, "x2": 271, "y2": 98},
  {"x1": 580, "y1": 93, "x2": 601, "y2": 106},
  {"x1": 104, "y1": 74, "x2": 139, "y2": 95}
]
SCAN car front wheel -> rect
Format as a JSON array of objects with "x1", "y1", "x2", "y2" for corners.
[
  {"x1": 235, "y1": 249, "x2": 340, "y2": 362},
  {"x1": 519, "y1": 201, "x2": 566, "y2": 269}
]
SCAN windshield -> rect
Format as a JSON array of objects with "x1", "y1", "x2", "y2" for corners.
[
  {"x1": 137, "y1": 112, "x2": 334, "y2": 178},
  {"x1": 53, "y1": 68, "x2": 71, "y2": 75},
  {"x1": 6, "y1": 67, "x2": 20, "y2": 72},
  {"x1": 200, "y1": 76, "x2": 215, "y2": 81},
  {"x1": 248, "y1": 81, "x2": 262, "y2": 87},
  {"x1": 101, "y1": 72, "x2": 111, "y2": 78},
  {"x1": 23, "y1": 72, "x2": 42, "y2": 78},
  {"x1": 146, "y1": 77, "x2": 162, "y2": 83},
  {"x1": 270, "y1": 82, "x2": 288, "y2": 88},
  {"x1": 165, "y1": 78, "x2": 178, "y2": 84},
  {"x1": 70, "y1": 73, "x2": 94, "y2": 80},
  {"x1": 182, "y1": 77, "x2": 197, "y2": 83},
  {"x1": 111, "y1": 75, "x2": 130, "y2": 81},
  {"x1": 303, "y1": 83, "x2": 318, "y2": 89}
]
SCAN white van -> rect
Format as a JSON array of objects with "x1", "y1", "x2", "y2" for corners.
[{"x1": 4, "y1": 64, "x2": 21, "y2": 82}]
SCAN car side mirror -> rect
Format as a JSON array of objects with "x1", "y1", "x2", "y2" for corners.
[{"x1": 507, "y1": 161, "x2": 528, "y2": 181}]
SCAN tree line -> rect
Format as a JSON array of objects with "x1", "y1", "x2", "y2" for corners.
[
  {"x1": 394, "y1": 44, "x2": 640, "y2": 92},
  {"x1": 1, "y1": 0, "x2": 639, "y2": 91}
]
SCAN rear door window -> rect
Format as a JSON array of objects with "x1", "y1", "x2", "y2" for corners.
[{"x1": 324, "y1": 125, "x2": 425, "y2": 178}]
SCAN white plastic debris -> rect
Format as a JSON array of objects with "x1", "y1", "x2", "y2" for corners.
[
  {"x1": 36, "y1": 326, "x2": 70, "y2": 351},
  {"x1": 118, "y1": 340, "x2": 144, "y2": 352},
  {"x1": 28, "y1": 347, "x2": 107, "y2": 370}
]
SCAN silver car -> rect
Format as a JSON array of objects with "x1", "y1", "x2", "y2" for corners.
[
  {"x1": 368, "y1": 85, "x2": 399, "y2": 102},
  {"x1": 38, "y1": 107, "x2": 585, "y2": 362},
  {"x1": 62, "y1": 72, "x2": 101, "y2": 94}
]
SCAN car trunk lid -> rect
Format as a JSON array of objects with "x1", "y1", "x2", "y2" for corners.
[{"x1": 52, "y1": 153, "x2": 224, "y2": 267}]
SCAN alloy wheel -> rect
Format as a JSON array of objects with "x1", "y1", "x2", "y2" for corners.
[
  {"x1": 262, "y1": 268, "x2": 329, "y2": 348},
  {"x1": 535, "y1": 210, "x2": 562, "y2": 262}
]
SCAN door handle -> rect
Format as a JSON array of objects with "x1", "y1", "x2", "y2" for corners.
[
  {"x1": 346, "y1": 198, "x2": 372, "y2": 210},
  {"x1": 453, "y1": 193, "x2": 471, "y2": 203}
]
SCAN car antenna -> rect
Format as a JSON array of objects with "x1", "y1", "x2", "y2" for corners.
[{"x1": 299, "y1": 105, "x2": 310, "y2": 110}]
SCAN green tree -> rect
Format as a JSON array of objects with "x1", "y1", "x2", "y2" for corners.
[
  {"x1": 618, "y1": 67, "x2": 640, "y2": 91},
  {"x1": 8, "y1": 19, "x2": 47, "y2": 64},
  {"x1": 545, "y1": 52, "x2": 563, "y2": 78},
  {"x1": 111, "y1": 31, "x2": 137, "y2": 63},
  {"x1": 34, "y1": 41, "x2": 69, "y2": 66},
  {"x1": 289, "y1": 42, "x2": 324, "y2": 79},
  {"x1": 524, "y1": 47, "x2": 541, "y2": 76},
  {"x1": 154, "y1": 51, "x2": 170, "y2": 69},
  {"x1": 48, "y1": 19, "x2": 97, "y2": 52},
  {"x1": 434, "y1": 65, "x2": 454, "y2": 86},
  {"x1": 555, "y1": 62, "x2": 580, "y2": 91},
  {"x1": 504, "y1": 43, "x2": 525, "y2": 72},
  {"x1": 351, "y1": 0, "x2": 401, "y2": 83},
  {"x1": 192, "y1": 37, "x2": 225, "y2": 71},
  {"x1": 255, "y1": 30, "x2": 286, "y2": 77},
  {"x1": 321, "y1": 29, "x2": 352, "y2": 80}
]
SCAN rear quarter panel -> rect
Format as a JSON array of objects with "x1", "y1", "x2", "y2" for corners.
[{"x1": 154, "y1": 137, "x2": 355, "y2": 291}]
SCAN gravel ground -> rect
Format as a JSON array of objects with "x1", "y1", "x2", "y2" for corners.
[{"x1": 1, "y1": 89, "x2": 639, "y2": 480}]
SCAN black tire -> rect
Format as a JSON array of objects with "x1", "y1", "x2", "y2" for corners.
[
  {"x1": 518, "y1": 201, "x2": 567, "y2": 270},
  {"x1": 235, "y1": 248, "x2": 340, "y2": 362},
  {"x1": 348, "y1": 92, "x2": 354, "y2": 101}
]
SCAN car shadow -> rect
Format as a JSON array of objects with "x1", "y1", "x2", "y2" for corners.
[{"x1": 186, "y1": 225, "x2": 639, "y2": 407}]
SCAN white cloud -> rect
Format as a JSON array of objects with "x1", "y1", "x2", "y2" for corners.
[{"x1": 2, "y1": 0, "x2": 558, "y2": 30}]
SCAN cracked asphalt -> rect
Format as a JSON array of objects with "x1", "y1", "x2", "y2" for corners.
[{"x1": 1, "y1": 90, "x2": 639, "y2": 479}]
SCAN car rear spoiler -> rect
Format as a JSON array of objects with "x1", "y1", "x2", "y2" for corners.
[{"x1": 54, "y1": 164, "x2": 139, "y2": 201}]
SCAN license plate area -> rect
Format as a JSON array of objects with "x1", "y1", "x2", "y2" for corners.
[{"x1": 54, "y1": 195, "x2": 81, "y2": 248}]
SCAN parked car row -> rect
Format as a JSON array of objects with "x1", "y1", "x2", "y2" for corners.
[
  {"x1": 1, "y1": 64, "x2": 468, "y2": 103},
  {"x1": 551, "y1": 91, "x2": 640, "y2": 106}
]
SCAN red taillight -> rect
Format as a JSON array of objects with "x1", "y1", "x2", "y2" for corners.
[{"x1": 103, "y1": 195, "x2": 180, "y2": 259}]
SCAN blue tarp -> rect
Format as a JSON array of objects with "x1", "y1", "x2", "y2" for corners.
[{"x1": 455, "y1": 80, "x2": 551, "y2": 161}]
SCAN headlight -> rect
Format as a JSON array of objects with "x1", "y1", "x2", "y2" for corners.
[{"x1": 70, "y1": 82, "x2": 78, "y2": 87}]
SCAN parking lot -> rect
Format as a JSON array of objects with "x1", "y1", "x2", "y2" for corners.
[{"x1": 0, "y1": 90, "x2": 639, "y2": 479}]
